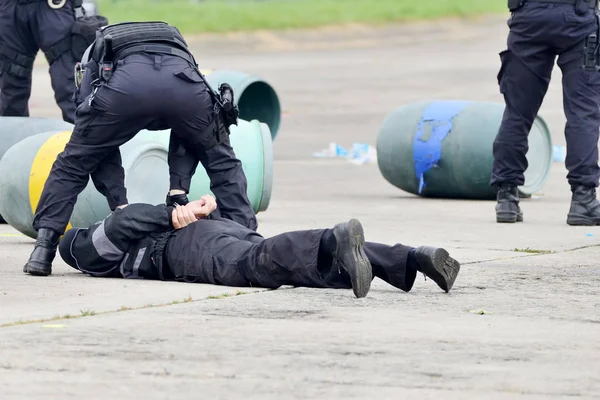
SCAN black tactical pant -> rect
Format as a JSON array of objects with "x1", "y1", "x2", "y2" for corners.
[
  {"x1": 491, "y1": 2, "x2": 600, "y2": 188},
  {"x1": 165, "y1": 218, "x2": 417, "y2": 292},
  {"x1": 0, "y1": 0, "x2": 76, "y2": 123},
  {"x1": 32, "y1": 53, "x2": 257, "y2": 234}
]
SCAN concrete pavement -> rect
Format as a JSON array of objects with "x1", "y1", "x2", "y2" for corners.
[{"x1": 1, "y1": 15, "x2": 599, "y2": 399}]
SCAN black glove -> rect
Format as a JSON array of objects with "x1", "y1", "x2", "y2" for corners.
[{"x1": 165, "y1": 193, "x2": 189, "y2": 206}]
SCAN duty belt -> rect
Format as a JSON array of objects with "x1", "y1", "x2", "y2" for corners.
[
  {"x1": 527, "y1": 0, "x2": 598, "y2": 9},
  {"x1": 17, "y1": 0, "x2": 86, "y2": 18},
  {"x1": 112, "y1": 43, "x2": 196, "y2": 67}
]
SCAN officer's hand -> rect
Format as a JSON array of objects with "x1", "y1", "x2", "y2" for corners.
[
  {"x1": 187, "y1": 195, "x2": 217, "y2": 217},
  {"x1": 172, "y1": 204, "x2": 198, "y2": 230}
]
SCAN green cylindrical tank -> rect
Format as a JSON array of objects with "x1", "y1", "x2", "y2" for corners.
[
  {"x1": 0, "y1": 117, "x2": 73, "y2": 223},
  {"x1": 376, "y1": 100, "x2": 553, "y2": 200},
  {"x1": 149, "y1": 120, "x2": 273, "y2": 214},
  {"x1": 0, "y1": 119, "x2": 273, "y2": 239},
  {"x1": 203, "y1": 70, "x2": 281, "y2": 139}
]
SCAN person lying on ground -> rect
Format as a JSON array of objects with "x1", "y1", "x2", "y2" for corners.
[{"x1": 56, "y1": 195, "x2": 461, "y2": 298}]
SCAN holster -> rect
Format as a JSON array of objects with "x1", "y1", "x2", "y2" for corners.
[
  {"x1": 71, "y1": 15, "x2": 109, "y2": 62},
  {"x1": 583, "y1": 11, "x2": 600, "y2": 70},
  {"x1": 43, "y1": 0, "x2": 109, "y2": 65},
  {"x1": 0, "y1": 42, "x2": 35, "y2": 78},
  {"x1": 204, "y1": 107, "x2": 231, "y2": 150}
]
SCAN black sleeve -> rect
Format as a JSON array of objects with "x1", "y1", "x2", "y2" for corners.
[{"x1": 102, "y1": 203, "x2": 175, "y2": 250}]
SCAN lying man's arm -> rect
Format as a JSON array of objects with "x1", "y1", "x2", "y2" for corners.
[
  {"x1": 58, "y1": 197, "x2": 218, "y2": 276},
  {"x1": 58, "y1": 204, "x2": 177, "y2": 276}
]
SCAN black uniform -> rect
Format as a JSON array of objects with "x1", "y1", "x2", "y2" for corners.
[
  {"x1": 492, "y1": 0, "x2": 600, "y2": 225},
  {"x1": 0, "y1": 0, "x2": 106, "y2": 123},
  {"x1": 24, "y1": 22, "x2": 257, "y2": 277},
  {"x1": 56, "y1": 203, "x2": 461, "y2": 296}
]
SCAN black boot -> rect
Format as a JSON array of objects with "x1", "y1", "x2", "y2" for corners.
[
  {"x1": 414, "y1": 246, "x2": 461, "y2": 293},
  {"x1": 331, "y1": 219, "x2": 373, "y2": 298},
  {"x1": 495, "y1": 183, "x2": 523, "y2": 223},
  {"x1": 566, "y1": 185, "x2": 600, "y2": 226},
  {"x1": 23, "y1": 228, "x2": 61, "y2": 276},
  {"x1": 165, "y1": 192, "x2": 189, "y2": 206}
]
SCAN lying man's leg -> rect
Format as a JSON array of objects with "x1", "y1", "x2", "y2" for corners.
[
  {"x1": 164, "y1": 216, "x2": 460, "y2": 296},
  {"x1": 365, "y1": 242, "x2": 460, "y2": 293},
  {"x1": 165, "y1": 218, "x2": 373, "y2": 298}
]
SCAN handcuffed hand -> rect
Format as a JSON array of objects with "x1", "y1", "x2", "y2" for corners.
[
  {"x1": 186, "y1": 194, "x2": 217, "y2": 218},
  {"x1": 171, "y1": 204, "x2": 198, "y2": 230}
]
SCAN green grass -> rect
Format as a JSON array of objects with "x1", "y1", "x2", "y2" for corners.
[
  {"x1": 97, "y1": 0, "x2": 507, "y2": 34},
  {"x1": 513, "y1": 247, "x2": 554, "y2": 255}
]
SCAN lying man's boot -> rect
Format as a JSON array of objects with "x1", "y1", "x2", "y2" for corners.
[
  {"x1": 566, "y1": 185, "x2": 600, "y2": 226},
  {"x1": 495, "y1": 183, "x2": 523, "y2": 223},
  {"x1": 165, "y1": 192, "x2": 189, "y2": 206},
  {"x1": 332, "y1": 219, "x2": 373, "y2": 298},
  {"x1": 413, "y1": 246, "x2": 460, "y2": 293},
  {"x1": 23, "y1": 228, "x2": 61, "y2": 276}
]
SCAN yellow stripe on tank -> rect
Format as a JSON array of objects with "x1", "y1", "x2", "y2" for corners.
[{"x1": 29, "y1": 130, "x2": 74, "y2": 232}]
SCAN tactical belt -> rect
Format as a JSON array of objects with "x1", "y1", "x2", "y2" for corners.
[
  {"x1": 17, "y1": 0, "x2": 83, "y2": 12},
  {"x1": 527, "y1": 0, "x2": 598, "y2": 8},
  {"x1": 111, "y1": 43, "x2": 196, "y2": 66}
]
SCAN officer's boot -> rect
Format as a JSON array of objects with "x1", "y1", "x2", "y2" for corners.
[
  {"x1": 22, "y1": 228, "x2": 61, "y2": 276},
  {"x1": 566, "y1": 185, "x2": 600, "y2": 226},
  {"x1": 165, "y1": 192, "x2": 189, "y2": 206},
  {"x1": 495, "y1": 183, "x2": 523, "y2": 223}
]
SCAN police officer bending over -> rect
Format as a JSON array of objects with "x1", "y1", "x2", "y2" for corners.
[
  {"x1": 23, "y1": 21, "x2": 258, "y2": 277},
  {"x1": 492, "y1": 0, "x2": 600, "y2": 225},
  {"x1": 56, "y1": 195, "x2": 461, "y2": 298},
  {"x1": 0, "y1": 0, "x2": 107, "y2": 123}
]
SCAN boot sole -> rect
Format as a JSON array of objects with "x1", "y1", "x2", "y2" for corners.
[
  {"x1": 496, "y1": 211, "x2": 523, "y2": 223},
  {"x1": 566, "y1": 214, "x2": 600, "y2": 226},
  {"x1": 333, "y1": 219, "x2": 372, "y2": 298},
  {"x1": 23, "y1": 267, "x2": 52, "y2": 276},
  {"x1": 415, "y1": 247, "x2": 460, "y2": 293},
  {"x1": 23, "y1": 263, "x2": 52, "y2": 276}
]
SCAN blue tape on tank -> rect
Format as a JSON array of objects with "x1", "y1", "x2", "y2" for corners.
[{"x1": 413, "y1": 101, "x2": 468, "y2": 194}]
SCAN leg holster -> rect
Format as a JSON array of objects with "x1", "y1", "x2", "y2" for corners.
[
  {"x1": 43, "y1": 0, "x2": 109, "y2": 65},
  {"x1": 0, "y1": 44, "x2": 35, "y2": 78}
]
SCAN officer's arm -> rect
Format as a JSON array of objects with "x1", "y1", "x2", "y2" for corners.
[{"x1": 103, "y1": 203, "x2": 176, "y2": 246}]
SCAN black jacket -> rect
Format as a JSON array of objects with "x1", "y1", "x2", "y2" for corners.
[{"x1": 58, "y1": 203, "x2": 177, "y2": 279}]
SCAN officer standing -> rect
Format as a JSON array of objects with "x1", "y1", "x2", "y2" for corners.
[
  {"x1": 0, "y1": 0, "x2": 106, "y2": 123},
  {"x1": 22, "y1": 21, "x2": 258, "y2": 277},
  {"x1": 491, "y1": 0, "x2": 600, "y2": 225}
]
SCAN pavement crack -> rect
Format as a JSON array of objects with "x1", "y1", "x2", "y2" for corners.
[
  {"x1": 463, "y1": 244, "x2": 600, "y2": 265},
  {"x1": 0, "y1": 289, "x2": 264, "y2": 328}
]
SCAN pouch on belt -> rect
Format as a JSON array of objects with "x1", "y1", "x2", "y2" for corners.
[{"x1": 71, "y1": 0, "x2": 109, "y2": 61}]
